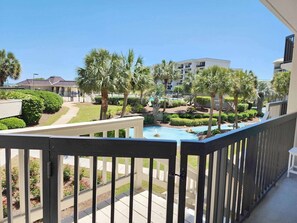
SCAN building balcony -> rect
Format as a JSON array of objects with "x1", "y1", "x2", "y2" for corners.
[{"x1": 0, "y1": 111, "x2": 296, "y2": 222}]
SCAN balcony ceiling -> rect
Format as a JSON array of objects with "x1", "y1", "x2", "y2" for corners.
[{"x1": 260, "y1": 0, "x2": 297, "y2": 34}]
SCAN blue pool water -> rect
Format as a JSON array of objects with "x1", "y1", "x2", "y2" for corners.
[{"x1": 129, "y1": 123, "x2": 247, "y2": 143}]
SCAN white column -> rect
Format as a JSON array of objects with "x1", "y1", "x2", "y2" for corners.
[
  {"x1": 134, "y1": 123, "x2": 143, "y2": 189},
  {"x1": 287, "y1": 37, "x2": 297, "y2": 146}
]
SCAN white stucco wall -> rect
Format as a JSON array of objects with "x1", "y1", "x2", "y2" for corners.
[{"x1": 0, "y1": 100, "x2": 22, "y2": 119}]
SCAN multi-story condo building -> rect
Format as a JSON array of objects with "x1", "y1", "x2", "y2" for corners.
[{"x1": 168, "y1": 58, "x2": 231, "y2": 91}]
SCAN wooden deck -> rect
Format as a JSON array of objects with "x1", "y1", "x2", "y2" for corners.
[{"x1": 63, "y1": 191, "x2": 195, "y2": 223}]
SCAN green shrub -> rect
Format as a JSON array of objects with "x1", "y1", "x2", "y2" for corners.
[
  {"x1": 0, "y1": 117, "x2": 26, "y2": 129},
  {"x1": 95, "y1": 129, "x2": 126, "y2": 138},
  {"x1": 240, "y1": 112, "x2": 249, "y2": 121},
  {"x1": 4, "y1": 91, "x2": 44, "y2": 126},
  {"x1": 0, "y1": 123, "x2": 8, "y2": 130},
  {"x1": 224, "y1": 97, "x2": 243, "y2": 103},
  {"x1": 170, "y1": 118, "x2": 217, "y2": 126},
  {"x1": 195, "y1": 96, "x2": 210, "y2": 106},
  {"x1": 238, "y1": 103, "x2": 249, "y2": 112},
  {"x1": 18, "y1": 90, "x2": 63, "y2": 113},
  {"x1": 203, "y1": 128, "x2": 221, "y2": 136},
  {"x1": 63, "y1": 165, "x2": 72, "y2": 182},
  {"x1": 94, "y1": 97, "x2": 148, "y2": 106},
  {"x1": 132, "y1": 104, "x2": 145, "y2": 113},
  {"x1": 144, "y1": 115, "x2": 154, "y2": 125},
  {"x1": 213, "y1": 113, "x2": 227, "y2": 122},
  {"x1": 228, "y1": 113, "x2": 235, "y2": 123},
  {"x1": 202, "y1": 113, "x2": 210, "y2": 118}
]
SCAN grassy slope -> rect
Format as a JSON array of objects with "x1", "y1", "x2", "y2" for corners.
[{"x1": 69, "y1": 103, "x2": 122, "y2": 123}]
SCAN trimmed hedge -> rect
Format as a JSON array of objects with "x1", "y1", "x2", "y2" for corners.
[
  {"x1": 170, "y1": 118, "x2": 217, "y2": 127},
  {"x1": 18, "y1": 90, "x2": 63, "y2": 113},
  {"x1": 246, "y1": 109, "x2": 258, "y2": 119},
  {"x1": 0, "y1": 117, "x2": 26, "y2": 129},
  {"x1": 213, "y1": 113, "x2": 228, "y2": 122},
  {"x1": 94, "y1": 96, "x2": 148, "y2": 106},
  {"x1": 0, "y1": 123, "x2": 8, "y2": 130},
  {"x1": 4, "y1": 91, "x2": 44, "y2": 126},
  {"x1": 195, "y1": 96, "x2": 210, "y2": 106},
  {"x1": 144, "y1": 115, "x2": 154, "y2": 125},
  {"x1": 224, "y1": 97, "x2": 243, "y2": 103},
  {"x1": 228, "y1": 113, "x2": 235, "y2": 123},
  {"x1": 238, "y1": 103, "x2": 249, "y2": 112}
]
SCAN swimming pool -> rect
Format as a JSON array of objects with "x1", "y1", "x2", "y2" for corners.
[{"x1": 129, "y1": 123, "x2": 247, "y2": 143}]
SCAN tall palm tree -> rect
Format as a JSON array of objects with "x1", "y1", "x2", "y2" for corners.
[
  {"x1": 77, "y1": 49, "x2": 121, "y2": 120},
  {"x1": 194, "y1": 66, "x2": 221, "y2": 137},
  {"x1": 133, "y1": 63, "x2": 152, "y2": 103},
  {"x1": 118, "y1": 50, "x2": 147, "y2": 117},
  {"x1": 217, "y1": 68, "x2": 231, "y2": 131},
  {"x1": 0, "y1": 50, "x2": 21, "y2": 86},
  {"x1": 152, "y1": 60, "x2": 179, "y2": 112},
  {"x1": 229, "y1": 70, "x2": 257, "y2": 128}
]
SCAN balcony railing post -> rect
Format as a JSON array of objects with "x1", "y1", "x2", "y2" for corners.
[
  {"x1": 18, "y1": 150, "x2": 26, "y2": 214},
  {"x1": 134, "y1": 122, "x2": 143, "y2": 189},
  {"x1": 0, "y1": 150, "x2": 3, "y2": 221}
]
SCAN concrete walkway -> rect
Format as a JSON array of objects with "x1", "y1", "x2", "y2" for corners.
[
  {"x1": 52, "y1": 102, "x2": 79, "y2": 125},
  {"x1": 244, "y1": 175, "x2": 297, "y2": 223}
]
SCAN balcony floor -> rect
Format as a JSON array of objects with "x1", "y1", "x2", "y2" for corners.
[
  {"x1": 61, "y1": 191, "x2": 195, "y2": 223},
  {"x1": 245, "y1": 174, "x2": 297, "y2": 223}
]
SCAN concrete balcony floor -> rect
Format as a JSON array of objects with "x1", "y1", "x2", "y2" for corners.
[{"x1": 245, "y1": 174, "x2": 297, "y2": 223}]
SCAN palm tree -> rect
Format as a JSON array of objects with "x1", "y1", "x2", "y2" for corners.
[
  {"x1": 133, "y1": 64, "x2": 152, "y2": 103},
  {"x1": 152, "y1": 60, "x2": 179, "y2": 112},
  {"x1": 194, "y1": 66, "x2": 221, "y2": 137},
  {"x1": 271, "y1": 71, "x2": 291, "y2": 100},
  {"x1": 217, "y1": 68, "x2": 231, "y2": 131},
  {"x1": 229, "y1": 70, "x2": 257, "y2": 128},
  {"x1": 0, "y1": 50, "x2": 21, "y2": 86},
  {"x1": 76, "y1": 49, "x2": 121, "y2": 120},
  {"x1": 118, "y1": 50, "x2": 148, "y2": 117}
]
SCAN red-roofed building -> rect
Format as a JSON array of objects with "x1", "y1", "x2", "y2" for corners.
[{"x1": 16, "y1": 76, "x2": 79, "y2": 97}]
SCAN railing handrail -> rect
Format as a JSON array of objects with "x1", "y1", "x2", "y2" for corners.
[
  {"x1": 267, "y1": 100, "x2": 287, "y2": 107},
  {"x1": 0, "y1": 116, "x2": 144, "y2": 136},
  {"x1": 181, "y1": 111, "x2": 297, "y2": 155}
]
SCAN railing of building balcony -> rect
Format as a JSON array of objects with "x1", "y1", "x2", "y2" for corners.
[
  {"x1": 178, "y1": 112, "x2": 297, "y2": 223},
  {"x1": 284, "y1": 34, "x2": 294, "y2": 63},
  {"x1": 267, "y1": 100, "x2": 287, "y2": 118},
  {"x1": 0, "y1": 113, "x2": 296, "y2": 222}
]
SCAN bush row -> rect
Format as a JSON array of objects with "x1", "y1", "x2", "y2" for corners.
[
  {"x1": 4, "y1": 91, "x2": 45, "y2": 126},
  {"x1": 170, "y1": 118, "x2": 217, "y2": 127},
  {"x1": 227, "y1": 110, "x2": 258, "y2": 123},
  {"x1": 94, "y1": 96, "x2": 148, "y2": 106},
  {"x1": 18, "y1": 90, "x2": 63, "y2": 113},
  {"x1": 195, "y1": 96, "x2": 210, "y2": 106},
  {"x1": 0, "y1": 117, "x2": 26, "y2": 129},
  {"x1": 160, "y1": 99, "x2": 187, "y2": 108}
]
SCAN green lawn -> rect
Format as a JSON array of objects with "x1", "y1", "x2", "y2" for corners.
[
  {"x1": 39, "y1": 106, "x2": 69, "y2": 126},
  {"x1": 69, "y1": 103, "x2": 122, "y2": 123}
]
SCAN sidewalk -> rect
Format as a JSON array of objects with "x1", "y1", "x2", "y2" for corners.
[{"x1": 52, "y1": 102, "x2": 79, "y2": 125}]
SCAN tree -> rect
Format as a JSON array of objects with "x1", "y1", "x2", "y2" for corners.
[
  {"x1": 229, "y1": 70, "x2": 257, "y2": 128},
  {"x1": 76, "y1": 49, "x2": 121, "y2": 120},
  {"x1": 118, "y1": 50, "x2": 148, "y2": 117},
  {"x1": 0, "y1": 50, "x2": 21, "y2": 86},
  {"x1": 152, "y1": 60, "x2": 179, "y2": 112},
  {"x1": 271, "y1": 71, "x2": 291, "y2": 100},
  {"x1": 217, "y1": 68, "x2": 231, "y2": 131},
  {"x1": 194, "y1": 66, "x2": 221, "y2": 137},
  {"x1": 133, "y1": 64, "x2": 152, "y2": 103},
  {"x1": 173, "y1": 85, "x2": 183, "y2": 98}
]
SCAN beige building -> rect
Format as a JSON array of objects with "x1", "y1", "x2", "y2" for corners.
[
  {"x1": 16, "y1": 76, "x2": 79, "y2": 97},
  {"x1": 169, "y1": 58, "x2": 231, "y2": 91}
]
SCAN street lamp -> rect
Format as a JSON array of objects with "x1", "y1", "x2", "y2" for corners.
[{"x1": 32, "y1": 73, "x2": 39, "y2": 90}]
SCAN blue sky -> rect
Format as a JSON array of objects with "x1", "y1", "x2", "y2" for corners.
[{"x1": 0, "y1": 0, "x2": 291, "y2": 83}]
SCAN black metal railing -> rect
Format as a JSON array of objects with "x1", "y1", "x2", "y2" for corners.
[
  {"x1": 178, "y1": 112, "x2": 297, "y2": 223},
  {"x1": 0, "y1": 112, "x2": 297, "y2": 222},
  {"x1": 284, "y1": 34, "x2": 294, "y2": 63}
]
